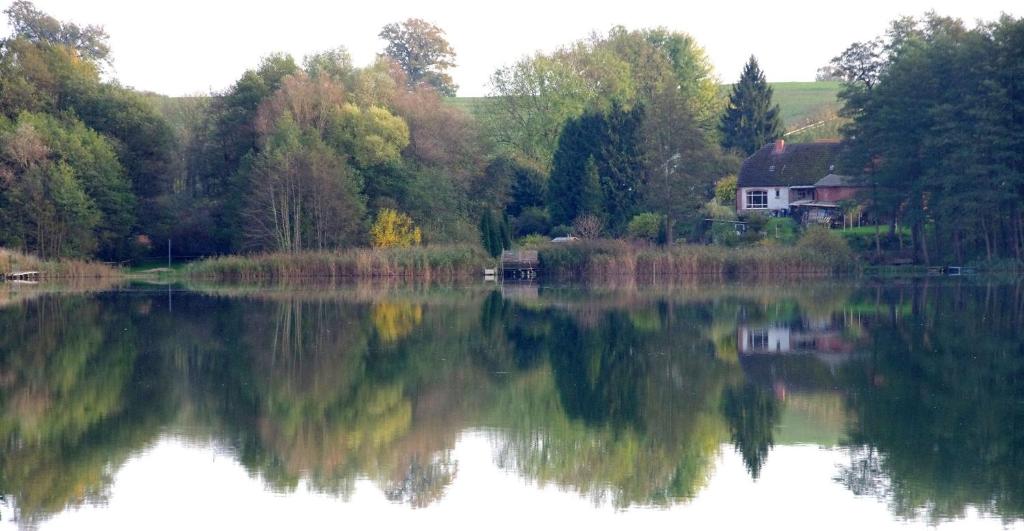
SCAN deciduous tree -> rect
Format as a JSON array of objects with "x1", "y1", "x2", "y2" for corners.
[{"x1": 379, "y1": 19, "x2": 457, "y2": 96}]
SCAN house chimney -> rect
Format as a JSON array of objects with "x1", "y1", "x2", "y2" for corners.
[{"x1": 773, "y1": 139, "x2": 785, "y2": 154}]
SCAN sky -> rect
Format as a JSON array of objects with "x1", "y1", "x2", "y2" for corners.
[
  {"x1": 2, "y1": 0, "x2": 1018, "y2": 97},
  {"x1": 12, "y1": 433, "x2": 1019, "y2": 530}
]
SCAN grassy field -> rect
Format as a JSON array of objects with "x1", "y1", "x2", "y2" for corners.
[{"x1": 766, "y1": 81, "x2": 842, "y2": 127}]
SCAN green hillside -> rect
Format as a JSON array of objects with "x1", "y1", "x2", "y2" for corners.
[{"x1": 766, "y1": 81, "x2": 841, "y2": 127}]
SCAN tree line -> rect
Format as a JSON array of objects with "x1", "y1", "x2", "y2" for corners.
[
  {"x1": 829, "y1": 14, "x2": 1024, "y2": 264},
  {"x1": 0, "y1": 2, "x2": 745, "y2": 261},
  {"x1": 1, "y1": 1, "x2": 1021, "y2": 265}
]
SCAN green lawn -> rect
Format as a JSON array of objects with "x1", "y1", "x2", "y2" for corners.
[{"x1": 836, "y1": 225, "x2": 910, "y2": 237}]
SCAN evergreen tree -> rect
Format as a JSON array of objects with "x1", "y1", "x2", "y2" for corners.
[
  {"x1": 598, "y1": 103, "x2": 646, "y2": 231},
  {"x1": 580, "y1": 156, "x2": 603, "y2": 217},
  {"x1": 479, "y1": 209, "x2": 510, "y2": 257},
  {"x1": 547, "y1": 106, "x2": 645, "y2": 231},
  {"x1": 499, "y1": 213, "x2": 512, "y2": 250},
  {"x1": 479, "y1": 210, "x2": 499, "y2": 257},
  {"x1": 719, "y1": 56, "x2": 785, "y2": 155},
  {"x1": 547, "y1": 113, "x2": 604, "y2": 227}
]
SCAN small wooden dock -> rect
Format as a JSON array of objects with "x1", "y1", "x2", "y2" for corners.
[{"x1": 501, "y1": 250, "x2": 539, "y2": 280}]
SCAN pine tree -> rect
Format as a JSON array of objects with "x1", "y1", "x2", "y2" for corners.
[
  {"x1": 580, "y1": 156, "x2": 603, "y2": 217},
  {"x1": 547, "y1": 106, "x2": 644, "y2": 230},
  {"x1": 719, "y1": 56, "x2": 785, "y2": 155}
]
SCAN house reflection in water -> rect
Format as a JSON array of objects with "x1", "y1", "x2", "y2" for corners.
[
  {"x1": 737, "y1": 316, "x2": 862, "y2": 401},
  {"x1": 738, "y1": 316, "x2": 855, "y2": 355}
]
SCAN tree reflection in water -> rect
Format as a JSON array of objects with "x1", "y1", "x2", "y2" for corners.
[{"x1": 0, "y1": 280, "x2": 1022, "y2": 526}]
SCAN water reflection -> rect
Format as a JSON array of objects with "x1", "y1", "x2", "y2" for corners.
[{"x1": 0, "y1": 280, "x2": 1022, "y2": 527}]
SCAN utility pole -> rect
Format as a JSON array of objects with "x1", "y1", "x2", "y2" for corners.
[{"x1": 167, "y1": 239, "x2": 171, "y2": 269}]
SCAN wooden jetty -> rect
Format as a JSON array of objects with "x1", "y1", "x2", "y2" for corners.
[{"x1": 500, "y1": 250, "x2": 539, "y2": 280}]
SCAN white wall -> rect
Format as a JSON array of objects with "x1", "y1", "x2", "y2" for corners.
[
  {"x1": 740, "y1": 326, "x2": 792, "y2": 353},
  {"x1": 739, "y1": 187, "x2": 790, "y2": 211}
]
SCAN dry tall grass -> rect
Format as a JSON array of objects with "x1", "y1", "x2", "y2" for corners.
[
  {"x1": 0, "y1": 248, "x2": 122, "y2": 279},
  {"x1": 186, "y1": 245, "x2": 492, "y2": 281},
  {"x1": 538, "y1": 239, "x2": 857, "y2": 280}
]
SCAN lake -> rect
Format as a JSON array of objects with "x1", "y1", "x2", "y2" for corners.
[{"x1": 1, "y1": 279, "x2": 1022, "y2": 530}]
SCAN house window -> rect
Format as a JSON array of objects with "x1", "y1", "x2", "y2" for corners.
[
  {"x1": 775, "y1": 189, "x2": 780, "y2": 198},
  {"x1": 750, "y1": 330, "x2": 769, "y2": 350},
  {"x1": 746, "y1": 190, "x2": 768, "y2": 209}
]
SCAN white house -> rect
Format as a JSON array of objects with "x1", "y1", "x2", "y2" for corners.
[{"x1": 735, "y1": 140, "x2": 861, "y2": 222}]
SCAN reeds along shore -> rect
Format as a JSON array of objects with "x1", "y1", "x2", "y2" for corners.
[
  {"x1": 185, "y1": 245, "x2": 493, "y2": 281},
  {"x1": 185, "y1": 239, "x2": 857, "y2": 281},
  {"x1": 537, "y1": 240, "x2": 857, "y2": 280},
  {"x1": 0, "y1": 248, "x2": 121, "y2": 279}
]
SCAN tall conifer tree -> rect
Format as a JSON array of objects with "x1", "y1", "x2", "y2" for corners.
[{"x1": 719, "y1": 56, "x2": 785, "y2": 155}]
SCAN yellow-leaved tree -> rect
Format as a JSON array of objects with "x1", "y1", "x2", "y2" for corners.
[{"x1": 370, "y1": 208, "x2": 422, "y2": 248}]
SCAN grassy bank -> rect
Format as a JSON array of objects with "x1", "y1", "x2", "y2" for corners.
[
  {"x1": 185, "y1": 245, "x2": 492, "y2": 281},
  {"x1": 0, "y1": 248, "x2": 122, "y2": 279},
  {"x1": 536, "y1": 239, "x2": 856, "y2": 280}
]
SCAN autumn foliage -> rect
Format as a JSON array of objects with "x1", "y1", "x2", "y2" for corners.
[{"x1": 371, "y1": 209, "x2": 422, "y2": 248}]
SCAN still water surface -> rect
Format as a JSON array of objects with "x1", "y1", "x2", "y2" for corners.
[{"x1": 1, "y1": 280, "x2": 1022, "y2": 530}]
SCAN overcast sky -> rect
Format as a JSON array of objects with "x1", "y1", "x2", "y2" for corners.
[{"x1": 4, "y1": 0, "x2": 1018, "y2": 97}]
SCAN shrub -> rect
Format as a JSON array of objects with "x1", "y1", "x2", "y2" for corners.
[
  {"x1": 797, "y1": 226, "x2": 855, "y2": 265},
  {"x1": 514, "y1": 207, "x2": 550, "y2": 237},
  {"x1": 550, "y1": 225, "x2": 572, "y2": 238},
  {"x1": 715, "y1": 175, "x2": 737, "y2": 205},
  {"x1": 711, "y1": 221, "x2": 742, "y2": 247},
  {"x1": 517, "y1": 234, "x2": 549, "y2": 248},
  {"x1": 764, "y1": 217, "x2": 798, "y2": 244},
  {"x1": 703, "y1": 199, "x2": 736, "y2": 220},
  {"x1": 627, "y1": 212, "x2": 663, "y2": 241},
  {"x1": 371, "y1": 209, "x2": 422, "y2": 248},
  {"x1": 738, "y1": 213, "x2": 770, "y2": 245},
  {"x1": 572, "y1": 215, "x2": 602, "y2": 239},
  {"x1": 744, "y1": 213, "x2": 769, "y2": 234}
]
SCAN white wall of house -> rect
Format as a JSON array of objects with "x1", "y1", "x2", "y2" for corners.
[
  {"x1": 739, "y1": 326, "x2": 792, "y2": 354},
  {"x1": 738, "y1": 187, "x2": 790, "y2": 211}
]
